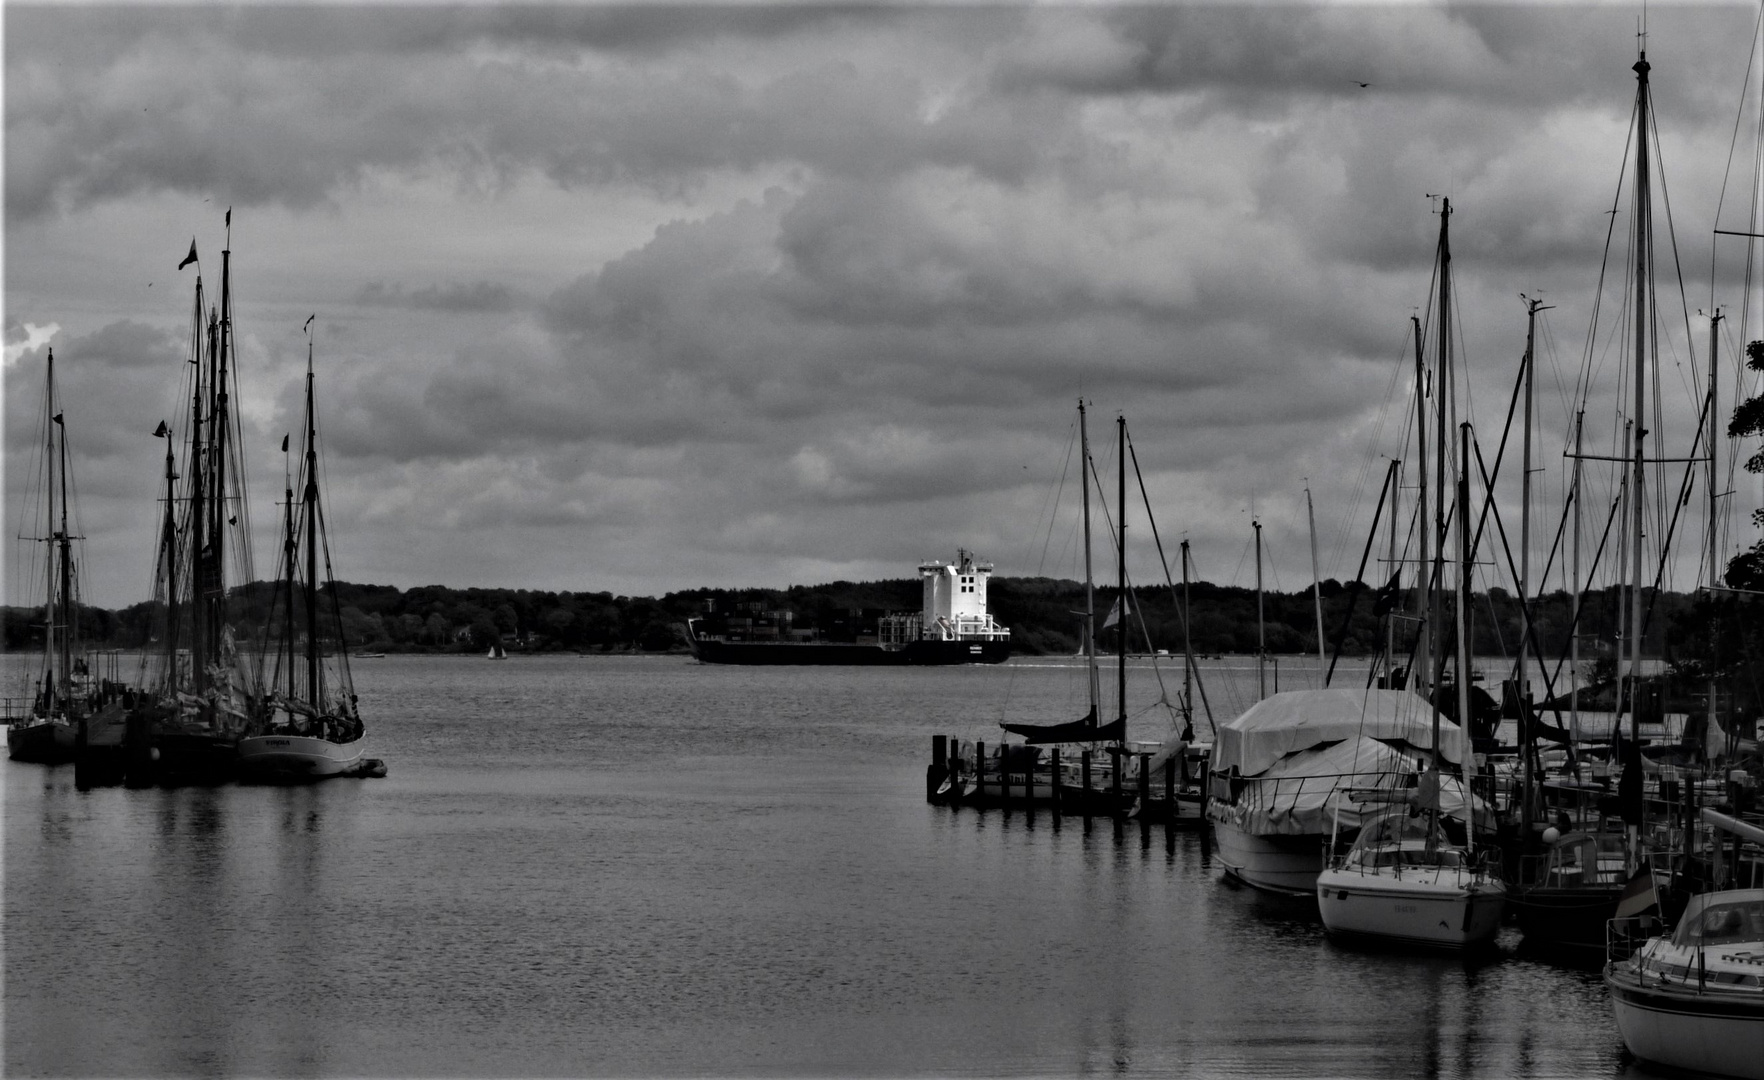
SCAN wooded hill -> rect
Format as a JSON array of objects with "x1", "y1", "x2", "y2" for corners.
[{"x1": 1, "y1": 574, "x2": 1699, "y2": 667}]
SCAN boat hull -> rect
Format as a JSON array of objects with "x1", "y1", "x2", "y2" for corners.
[
  {"x1": 1510, "y1": 884, "x2": 1623, "y2": 954},
  {"x1": 1606, "y1": 967, "x2": 1764, "y2": 1080},
  {"x1": 691, "y1": 638, "x2": 1010, "y2": 666},
  {"x1": 6, "y1": 718, "x2": 77, "y2": 764},
  {"x1": 238, "y1": 734, "x2": 365, "y2": 781},
  {"x1": 1210, "y1": 819, "x2": 1325, "y2": 896},
  {"x1": 1317, "y1": 868, "x2": 1506, "y2": 948}
]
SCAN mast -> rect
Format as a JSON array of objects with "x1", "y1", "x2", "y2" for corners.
[
  {"x1": 1079, "y1": 401, "x2": 1098, "y2": 720},
  {"x1": 53, "y1": 370, "x2": 71, "y2": 711},
  {"x1": 1519, "y1": 296, "x2": 1551, "y2": 846},
  {"x1": 1116, "y1": 413, "x2": 1127, "y2": 745},
  {"x1": 1306, "y1": 483, "x2": 1325, "y2": 680},
  {"x1": 1387, "y1": 460, "x2": 1400, "y2": 686},
  {"x1": 1571, "y1": 410, "x2": 1584, "y2": 743},
  {"x1": 1181, "y1": 539, "x2": 1194, "y2": 723},
  {"x1": 1707, "y1": 311, "x2": 1722, "y2": 760},
  {"x1": 1628, "y1": 53, "x2": 1652, "y2": 770},
  {"x1": 1412, "y1": 314, "x2": 1430, "y2": 693},
  {"x1": 1254, "y1": 517, "x2": 1266, "y2": 699},
  {"x1": 1456, "y1": 422, "x2": 1474, "y2": 856},
  {"x1": 1431, "y1": 199, "x2": 1453, "y2": 701},
  {"x1": 282, "y1": 430, "x2": 298, "y2": 702},
  {"x1": 304, "y1": 352, "x2": 321, "y2": 707}
]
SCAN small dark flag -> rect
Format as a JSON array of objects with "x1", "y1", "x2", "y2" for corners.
[
  {"x1": 225, "y1": 207, "x2": 231, "y2": 228},
  {"x1": 52, "y1": 412, "x2": 63, "y2": 426},
  {"x1": 178, "y1": 239, "x2": 198, "y2": 270},
  {"x1": 281, "y1": 434, "x2": 289, "y2": 453},
  {"x1": 1614, "y1": 863, "x2": 1658, "y2": 919},
  {"x1": 304, "y1": 314, "x2": 315, "y2": 332},
  {"x1": 152, "y1": 420, "x2": 169, "y2": 438}
]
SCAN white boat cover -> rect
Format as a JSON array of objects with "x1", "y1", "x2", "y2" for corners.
[
  {"x1": 1212, "y1": 688, "x2": 1467, "y2": 777},
  {"x1": 1212, "y1": 734, "x2": 1479, "y2": 835}
]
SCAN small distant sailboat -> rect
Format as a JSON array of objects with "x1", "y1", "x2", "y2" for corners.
[
  {"x1": 488, "y1": 642, "x2": 507, "y2": 660},
  {"x1": 237, "y1": 332, "x2": 366, "y2": 781}
]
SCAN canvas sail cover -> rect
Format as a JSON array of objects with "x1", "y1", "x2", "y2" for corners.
[
  {"x1": 1211, "y1": 688, "x2": 1467, "y2": 778},
  {"x1": 1211, "y1": 734, "x2": 1480, "y2": 835},
  {"x1": 1001, "y1": 708, "x2": 1126, "y2": 745}
]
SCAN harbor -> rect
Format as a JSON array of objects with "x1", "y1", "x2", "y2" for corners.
[{"x1": 4, "y1": 651, "x2": 1635, "y2": 1079}]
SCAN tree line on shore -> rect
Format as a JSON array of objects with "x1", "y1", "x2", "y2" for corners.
[{"x1": 0, "y1": 572, "x2": 1705, "y2": 667}]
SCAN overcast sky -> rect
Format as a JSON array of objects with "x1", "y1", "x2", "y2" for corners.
[{"x1": 8, "y1": 1, "x2": 1764, "y2": 612}]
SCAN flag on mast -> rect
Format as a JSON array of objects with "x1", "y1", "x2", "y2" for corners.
[{"x1": 178, "y1": 239, "x2": 198, "y2": 270}]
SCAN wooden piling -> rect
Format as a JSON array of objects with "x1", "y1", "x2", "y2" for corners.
[
  {"x1": 1111, "y1": 748, "x2": 1123, "y2": 816},
  {"x1": 1138, "y1": 753, "x2": 1150, "y2": 826},
  {"x1": 975, "y1": 740, "x2": 986, "y2": 808},
  {"x1": 1164, "y1": 757, "x2": 1177, "y2": 823},
  {"x1": 1081, "y1": 750, "x2": 1093, "y2": 821},
  {"x1": 928, "y1": 734, "x2": 948, "y2": 803},
  {"x1": 1050, "y1": 748, "x2": 1062, "y2": 813}
]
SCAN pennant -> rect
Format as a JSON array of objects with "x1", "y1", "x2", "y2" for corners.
[
  {"x1": 52, "y1": 412, "x2": 63, "y2": 426},
  {"x1": 281, "y1": 434, "x2": 289, "y2": 453},
  {"x1": 1614, "y1": 863, "x2": 1659, "y2": 920},
  {"x1": 152, "y1": 420, "x2": 169, "y2": 438},
  {"x1": 1101, "y1": 597, "x2": 1124, "y2": 630},
  {"x1": 178, "y1": 239, "x2": 198, "y2": 270}
]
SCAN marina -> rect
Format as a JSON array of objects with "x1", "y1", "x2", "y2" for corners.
[{"x1": 5, "y1": 652, "x2": 1639, "y2": 1078}]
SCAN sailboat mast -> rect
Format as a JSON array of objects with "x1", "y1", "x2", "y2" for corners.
[
  {"x1": 1306, "y1": 484, "x2": 1325, "y2": 679},
  {"x1": 1412, "y1": 314, "x2": 1430, "y2": 693},
  {"x1": 1571, "y1": 410, "x2": 1584, "y2": 743},
  {"x1": 1431, "y1": 199, "x2": 1453, "y2": 700},
  {"x1": 1254, "y1": 517, "x2": 1265, "y2": 699},
  {"x1": 1079, "y1": 401, "x2": 1098, "y2": 718},
  {"x1": 1707, "y1": 311, "x2": 1722, "y2": 758},
  {"x1": 1628, "y1": 53, "x2": 1652, "y2": 755},
  {"x1": 211, "y1": 238, "x2": 234, "y2": 662},
  {"x1": 282, "y1": 435, "x2": 298, "y2": 702},
  {"x1": 1116, "y1": 413, "x2": 1127, "y2": 741},
  {"x1": 1456, "y1": 423, "x2": 1474, "y2": 856},
  {"x1": 304, "y1": 355, "x2": 321, "y2": 707},
  {"x1": 1182, "y1": 539, "x2": 1194, "y2": 723},
  {"x1": 1387, "y1": 460, "x2": 1400, "y2": 686},
  {"x1": 54, "y1": 375, "x2": 72, "y2": 709}
]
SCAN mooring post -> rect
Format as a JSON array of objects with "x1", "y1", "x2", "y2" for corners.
[
  {"x1": 1111, "y1": 748, "x2": 1123, "y2": 816},
  {"x1": 1164, "y1": 757, "x2": 1177, "y2": 823},
  {"x1": 1050, "y1": 748, "x2": 1062, "y2": 813},
  {"x1": 975, "y1": 740, "x2": 987, "y2": 808},
  {"x1": 1081, "y1": 750, "x2": 1093, "y2": 820},
  {"x1": 928, "y1": 734, "x2": 948, "y2": 804}
]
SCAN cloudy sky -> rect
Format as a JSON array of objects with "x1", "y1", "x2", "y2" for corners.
[{"x1": 8, "y1": 1, "x2": 1764, "y2": 612}]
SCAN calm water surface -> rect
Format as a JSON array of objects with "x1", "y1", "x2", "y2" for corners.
[{"x1": 5, "y1": 654, "x2": 1640, "y2": 1077}]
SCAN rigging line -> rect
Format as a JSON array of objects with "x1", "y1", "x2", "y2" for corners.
[
  {"x1": 1125, "y1": 430, "x2": 1214, "y2": 734},
  {"x1": 1324, "y1": 459, "x2": 1396, "y2": 688},
  {"x1": 1544, "y1": 487, "x2": 1628, "y2": 695},
  {"x1": 1711, "y1": 1, "x2": 1764, "y2": 310}
]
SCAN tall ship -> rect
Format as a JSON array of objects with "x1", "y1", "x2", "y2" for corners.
[{"x1": 685, "y1": 550, "x2": 1011, "y2": 666}]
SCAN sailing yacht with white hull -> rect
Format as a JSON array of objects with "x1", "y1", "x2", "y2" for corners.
[{"x1": 238, "y1": 332, "x2": 366, "y2": 781}]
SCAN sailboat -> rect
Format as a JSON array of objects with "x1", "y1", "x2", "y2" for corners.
[
  {"x1": 1510, "y1": 45, "x2": 1691, "y2": 954},
  {"x1": 987, "y1": 402, "x2": 1124, "y2": 807},
  {"x1": 5, "y1": 348, "x2": 121, "y2": 763},
  {"x1": 1208, "y1": 200, "x2": 1482, "y2": 898},
  {"x1": 488, "y1": 642, "x2": 507, "y2": 659},
  {"x1": 1315, "y1": 418, "x2": 1506, "y2": 948},
  {"x1": 237, "y1": 336, "x2": 366, "y2": 781},
  {"x1": 126, "y1": 218, "x2": 262, "y2": 784}
]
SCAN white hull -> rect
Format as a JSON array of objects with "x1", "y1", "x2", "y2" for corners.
[
  {"x1": 1210, "y1": 818, "x2": 1324, "y2": 896},
  {"x1": 1607, "y1": 972, "x2": 1764, "y2": 1080},
  {"x1": 238, "y1": 734, "x2": 363, "y2": 780},
  {"x1": 1317, "y1": 866, "x2": 1506, "y2": 948}
]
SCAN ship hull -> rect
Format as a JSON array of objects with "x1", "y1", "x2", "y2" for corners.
[
  {"x1": 238, "y1": 734, "x2": 365, "y2": 781},
  {"x1": 6, "y1": 719, "x2": 77, "y2": 764},
  {"x1": 690, "y1": 639, "x2": 1011, "y2": 666}
]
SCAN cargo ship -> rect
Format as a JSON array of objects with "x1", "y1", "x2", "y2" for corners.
[{"x1": 685, "y1": 550, "x2": 1011, "y2": 665}]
